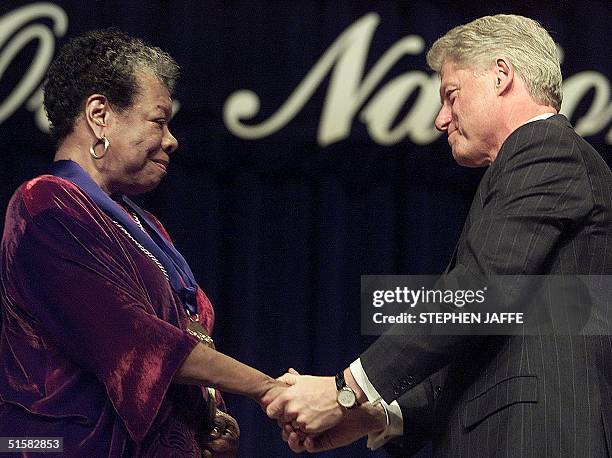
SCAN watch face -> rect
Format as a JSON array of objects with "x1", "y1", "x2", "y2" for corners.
[{"x1": 337, "y1": 388, "x2": 356, "y2": 408}]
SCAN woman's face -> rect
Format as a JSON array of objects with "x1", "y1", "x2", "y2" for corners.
[{"x1": 103, "y1": 72, "x2": 178, "y2": 196}]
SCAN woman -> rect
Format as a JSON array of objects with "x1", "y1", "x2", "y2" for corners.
[{"x1": 0, "y1": 29, "x2": 284, "y2": 456}]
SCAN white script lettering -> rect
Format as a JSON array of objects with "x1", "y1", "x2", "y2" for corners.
[
  {"x1": 224, "y1": 13, "x2": 612, "y2": 146},
  {"x1": 1, "y1": 7, "x2": 610, "y2": 145},
  {"x1": 0, "y1": 3, "x2": 68, "y2": 130}
]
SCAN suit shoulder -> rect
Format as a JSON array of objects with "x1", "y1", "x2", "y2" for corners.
[{"x1": 497, "y1": 116, "x2": 594, "y2": 168}]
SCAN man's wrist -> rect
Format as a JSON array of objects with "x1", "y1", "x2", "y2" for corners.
[
  {"x1": 343, "y1": 367, "x2": 368, "y2": 404},
  {"x1": 367, "y1": 402, "x2": 388, "y2": 433}
]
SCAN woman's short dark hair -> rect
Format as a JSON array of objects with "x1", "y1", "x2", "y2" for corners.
[{"x1": 43, "y1": 28, "x2": 179, "y2": 143}]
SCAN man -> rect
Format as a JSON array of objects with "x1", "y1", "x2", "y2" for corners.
[{"x1": 266, "y1": 15, "x2": 612, "y2": 457}]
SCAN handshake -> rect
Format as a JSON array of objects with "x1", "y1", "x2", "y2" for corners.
[{"x1": 261, "y1": 368, "x2": 389, "y2": 453}]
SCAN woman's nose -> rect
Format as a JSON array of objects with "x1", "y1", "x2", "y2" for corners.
[{"x1": 163, "y1": 128, "x2": 178, "y2": 154}]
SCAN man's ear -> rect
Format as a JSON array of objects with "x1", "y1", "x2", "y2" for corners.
[
  {"x1": 84, "y1": 94, "x2": 110, "y2": 138},
  {"x1": 493, "y1": 57, "x2": 514, "y2": 95}
]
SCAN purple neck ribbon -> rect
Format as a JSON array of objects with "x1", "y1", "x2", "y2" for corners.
[{"x1": 49, "y1": 160, "x2": 198, "y2": 315}]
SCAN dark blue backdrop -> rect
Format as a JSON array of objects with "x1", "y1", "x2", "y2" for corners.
[{"x1": 1, "y1": 1, "x2": 610, "y2": 457}]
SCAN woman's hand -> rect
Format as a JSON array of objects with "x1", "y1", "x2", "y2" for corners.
[
  {"x1": 202, "y1": 410, "x2": 240, "y2": 457},
  {"x1": 258, "y1": 379, "x2": 289, "y2": 411}
]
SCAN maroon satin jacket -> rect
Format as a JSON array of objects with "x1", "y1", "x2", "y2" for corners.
[{"x1": 0, "y1": 175, "x2": 216, "y2": 456}]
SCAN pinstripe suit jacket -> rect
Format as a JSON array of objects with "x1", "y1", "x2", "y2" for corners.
[{"x1": 362, "y1": 115, "x2": 612, "y2": 457}]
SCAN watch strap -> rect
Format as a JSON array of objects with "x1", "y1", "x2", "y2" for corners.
[{"x1": 335, "y1": 371, "x2": 346, "y2": 391}]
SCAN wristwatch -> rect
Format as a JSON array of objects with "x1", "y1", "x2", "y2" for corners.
[{"x1": 335, "y1": 371, "x2": 358, "y2": 409}]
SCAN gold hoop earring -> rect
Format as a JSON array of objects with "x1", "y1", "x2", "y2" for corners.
[{"x1": 89, "y1": 136, "x2": 110, "y2": 159}]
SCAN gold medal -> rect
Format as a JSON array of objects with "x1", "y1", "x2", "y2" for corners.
[{"x1": 187, "y1": 315, "x2": 215, "y2": 349}]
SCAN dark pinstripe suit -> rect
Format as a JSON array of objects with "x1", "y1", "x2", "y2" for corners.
[{"x1": 362, "y1": 115, "x2": 612, "y2": 457}]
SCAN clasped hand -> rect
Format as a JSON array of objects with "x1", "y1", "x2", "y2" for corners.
[{"x1": 262, "y1": 369, "x2": 387, "y2": 453}]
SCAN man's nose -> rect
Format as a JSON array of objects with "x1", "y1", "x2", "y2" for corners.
[{"x1": 434, "y1": 105, "x2": 451, "y2": 132}]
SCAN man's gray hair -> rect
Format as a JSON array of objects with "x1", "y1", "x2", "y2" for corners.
[{"x1": 426, "y1": 15, "x2": 562, "y2": 111}]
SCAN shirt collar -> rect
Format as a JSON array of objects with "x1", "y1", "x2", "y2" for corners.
[{"x1": 524, "y1": 112, "x2": 556, "y2": 124}]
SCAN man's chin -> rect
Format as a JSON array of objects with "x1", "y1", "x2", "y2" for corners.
[{"x1": 452, "y1": 150, "x2": 489, "y2": 168}]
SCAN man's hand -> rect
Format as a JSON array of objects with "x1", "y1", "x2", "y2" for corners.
[
  {"x1": 202, "y1": 410, "x2": 240, "y2": 457},
  {"x1": 282, "y1": 402, "x2": 388, "y2": 453},
  {"x1": 266, "y1": 374, "x2": 343, "y2": 433}
]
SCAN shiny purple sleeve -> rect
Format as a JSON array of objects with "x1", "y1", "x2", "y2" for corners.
[{"x1": 5, "y1": 177, "x2": 198, "y2": 442}]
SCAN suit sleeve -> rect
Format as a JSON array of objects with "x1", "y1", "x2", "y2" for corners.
[
  {"x1": 384, "y1": 378, "x2": 435, "y2": 457},
  {"x1": 361, "y1": 120, "x2": 592, "y2": 403}
]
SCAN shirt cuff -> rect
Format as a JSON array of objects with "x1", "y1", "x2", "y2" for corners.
[
  {"x1": 366, "y1": 400, "x2": 403, "y2": 450},
  {"x1": 350, "y1": 359, "x2": 404, "y2": 450},
  {"x1": 349, "y1": 358, "x2": 382, "y2": 404}
]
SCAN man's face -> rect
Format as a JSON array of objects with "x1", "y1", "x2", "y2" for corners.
[{"x1": 434, "y1": 60, "x2": 499, "y2": 167}]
